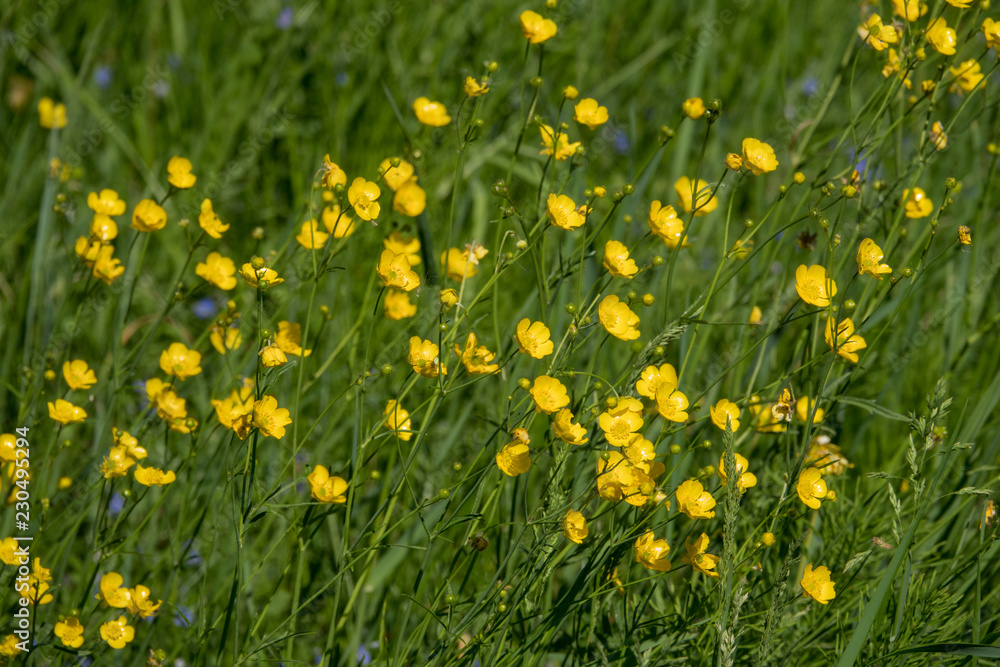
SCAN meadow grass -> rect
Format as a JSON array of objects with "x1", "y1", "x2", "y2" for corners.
[{"x1": 2, "y1": 0, "x2": 1000, "y2": 664}]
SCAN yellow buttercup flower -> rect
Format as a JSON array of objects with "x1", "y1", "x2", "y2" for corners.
[
  {"x1": 75, "y1": 237, "x2": 100, "y2": 265},
  {"x1": 598, "y1": 397, "x2": 644, "y2": 448},
  {"x1": 859, "y1": 14, "x2": 898, "y2": 51},
  {"x1": 741, "y1": 138, "x2": 778, "y2": 175},
  {"x1": 322, "y1": 155, "x2": 347, "y2": 189},
  {"x1": 323, "y1": 205, "x2": 356, "y2": 238},
  {"x1": 950, "y1": 60, "x2": 984, "y2": 93},
  {"x1": 801, "y1": 564, "x2": 836, "y2": 604},
  {"x1": 88, "y1": 189, "x2": 127, "y2": 216},
  {"x1": 196, "y1": 252, "x2": 238, "y2": 290},
  {"x1": 63, "y1": 359, "x2": 97, "y2": 390},
  {"x1": 562, "y1": 510, "x2": 588, "y2": 544},
  {"x1": 54, "y1": 617, "x2": 84, "y2": 648},
  {"x1": 385, "y1": 289, "x2": 417, "y2": 319},
  {"x1": 496, "y1": 441, "x2": 531, "y2": 476},
  {"x1": 856, "y1": 238, "x2": 892, "y2": 279},
  {"x1": 530, "y1": 375, "x2": 570, "y2": 414},
  {"x1": 412, "y1": 97, "x2": 451, "y2": 126},
  {"x1": 519, "y1": 10, "x2": 557, "y2": 44},
  {"x1": 90, "y1": 213, "x2": 118, "y2": 241},
  {"x1": 131, "y1": 198, "x2": 167, "y2": 232},
  {"x1": 97, "y1": 572, "x2": 130, "y2": 608},
  {"x1": 455, "y1": 332, "x2": 500, "y2": 375},
  {"x1": 796, "y1": 467, "x2": 828, "y2": 509},
  {"x1": 718, "y1": 452, "x2": 757, "y2": 493},
  {"x1": 892, "y1": 0, "x2": 927, "y2": 21},
  {"x1": 795, "y1": 396, "x2": 824, "y2": 424},
  {"x1": 676, "y1": 479, "x2": 716, "y2": 519},
  {"x1": 384, "y1": 399, "x2": 413, "y2": 441},
  {"x1": 552, "y1": 408, "x2": 588, "y2": 445},
  {"x1": 464, "y1": 76, "x2": 490, "y2": 97},
  {"x1": 377, "y1": 248, "x2": 420, "y2": 291},
  {"x1": 795, "y1": 264, "x2": 837, "y2": 307},
  {"x1": 307, "y1": 465, "x2": 348, "y2": 503},
  {"x1": 296, "y1": 219, "x2": 329, "y2": 249},
  {"x1": 167, "y1": 156, "x2": 196, "y2": 189},
  {"x1": 563, "y1": 85, "x2": 579, "y2": 100},
  {"x1": 958, "y1": 226, "x2": 972, "y2": 245},
  {"x1": 260, "y1": 345, "x2": 288, "y2": 368},
  {"x1": 634, "y1": 531, "x2": 671, "y2": 572},
  {"x1": 598, "y1": 295, "x2": 640, "y2": 341},
  {"x1": 134, "y1": 464, "x2": 177, "y2": 486},
  {"x1": 253, "y1": 395, "x2": 291, "y2": 439},
  {"x1": 623, "y1": 435, "x2": 657, "y2": 473},
  {"x1": 636, "y1": 363, "x2": 678, "y2": 400},
  {"x1": 603, "y1": 240, "x2": 638, "y2": 279},
  {"x1": 945, "y1": 0, "x2": 972, "y2": 7},
  {"x1": 113, "y1": 429, "x2": 147, "y2": 460},
  {"x1": 655, "y1": 383, "x2": 689, "y2": 423},
  {"x1": 439, "y1": 288, "x2": 458, "y2": 308},
  {"x1": 379, "y1": 158, "x2": 415, "y2": 190},
  {"x1": 384, "y1": 231, "x2": 422, "y2": 266},
  {"x1": 210, "y1": 325, "x2": 243, "y2": 354},
  {"x1": 596, "y1": 451, "x2": 634, "y2": 502},
  {"x1": 984, "y1": 18, "x2": 1000, "y2": 52},
  {"x1": 348, "y1": 177, "x2": 381, "y2": 221},
  {"x1": 199, "y1": 199, "x2": 229, "y2": 238},
  {"x1": 930, "y1": 121, "x2": 947, "y2": 150},
  {"x1": 675, "y1": 176, "x2": 718, "y2": 216},
  {"x1": 515, "y1": 318, "x2": 554, "y2": 358},
  {"x1": 825, "y1": 317, "x2": 866, "y2": 363},
  {"x1": 211, "y1": 383, "x2": 254, "y2": 430},
  {"x1": 725, "y1": 153, "x2": 743, "y2": 171},
  {"x1": 546, "y1": 193, "x2": 587, "y2": 230},
  {"x1": 126, "y1": 585, "x2": 162, "y2": 618},
  {"x1": 408, "y1": 337, "x2": 447, "y2": 378},
  {"x1": 38, "y1": 97, "x2": 67, "y2": 129},
  {"x1": 901, "y1": 187, "x2": 933, "y2": 218},
  {"x1": 240, "y1": 263, "x2": 284, "y2": 288},
  {"x1": 100, "y1": 615, "x2": 135, "y2": 650},
  {"x1": 539, "y1": 124, "x2": 580, "y2": 161},
  {"x1": 682, "y1": 97, "x2": 705, "y2": 119},
  {"x1": 806, "y1": 436, "x2": 853, "y2": 475},
  {"x1": 573, "y1": 98, "x2": 608, "y2": 129},
  {"x1": 275, "y1": 321, "x2": 312, "y2": 357},
  {"x1": 648, "y1": 200, "x2": 688, "y2": 248},
  {"x1": 92, "y1": 246, "x2": 125, "y2": 284},
  {"x1": 709, "y1": 398, "x2": 740, "y2": 431},
  {"x1": 925, "y1": 17, "x2": 957, "y2": 55},
  {"x1": 393, "y1": 180, "x2": 427, "y2": 217},
  {"x1": 441, "y1": 246, "x2": 486, "y2": 280},
  {"x1": 682, "y1": 533, "x2": 720, "y2": 578},
  {"x1": 101, "y1": 445, "x2": 135, "y2": 478},
  {"x1": 48, "y1": 398, "x2": 87, "y2": 424},
  {"x1": 160, "y1": 342, "x2": 202, "y2": 380}
]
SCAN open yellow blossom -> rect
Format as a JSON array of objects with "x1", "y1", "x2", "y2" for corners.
[
  {"x1": 857, "y1": 239, "x2": 892, "y2": 279},
  {"x1": 274, "y1": 321, "x2": 311, "y2": 357},
  {"x1": 126, "y1": 585, "x2": 162, "y2": 618},
  {"x1": 530, "y1": 375, "x2": 570, "y2": 414},
  {"x1": 682, "y1": 533, "x2": 720, "y2": 578},
  {"x1": 925, "y1": 17, "x2": 957, "y2": 55},
  {"x1": 101, "y1": 446, "x2": 136, "y2": 479},
  {"x1": 48, "y1": 398, "x2": 87, "y2": 424},
  {"x1": 385, "y1": 289, "x2": 417, "y2": 319},
  {"x1": 322, "y1": 155, "x2": 347, "y2": 189},
  {"x1": 131, "y1": 198, "x2": 167, "y2": 232},
  {"x1": 519, "y1": 10, "x2": 557, "y2": 44},
  {"x1": 348, "y1": 177, "x2": 381, "y2": 221},
  {"x1": 92, "y1": 246, "x2": 125, "y2": 284},
  {"x1": 562, "y1": 510, "x2": 588, "y2": 544},
  {"x1": 322, "y1": 205, "x2": 355, "y2": 238},
  {"x1": 54, "y1": 617, "x2": 85, "y2": 648},
  {"x1": 624, "y1": 436, "x2": 658, "y2": 474},
  {"x1": 636, "y1": 363, "x2": 679, "y2": 400},
  {"x1": 97, "y1": 572, "x2": 131, "y2": 608},
  {"x1": 409, "y1": 337, "x2": 447, "y2": 378},
  {"x1": 950, "y1": 60, "x2": 984, "y2": 93},
  {"x1": 379, "y1": 158, "x2": 415, "y2": 190},
  {"x1": 308, "y1": 465, "x2": 348, "y2": 503},
  {"x1": 160, "y1": 342, "x2": 202, "y2": 380},
  {"x1": 675, "y1": 176, "x2": 718, "y2": 216},
  {"x1": 113, "y1": 429, "x2": 147, "y2": 460},
  {"x1": 825, "y1": 317, "x2": 866, "y2": 363},
  {"x1": 135, "y1": 464, "x2": 177, "y2": 486},
  {"x1": 412, "y1": 97, "x2": 451, "y2": 126},
  {"x1": 90, "y1": 213, "x2": 117, "y2": 241},
  {"x1": 603, "y1": 240, "x2": 638, "y2": 278},
  {"x1": 806, "y1": 436, "x2": 853, "y2": 475},
  {"x1": 682, "y1": 97, "x2": 705, "y2": 119},
  {"x1": 676, "y1": 479, "x2": 716, "y2": 519},
  {"x1": 718, "y1": 452, "x2": 757, "y2": 493},
  {"x1": 984, "y1": 18, "x2": 1000, "y2": 52},
  {"x1": 709, "y1": 399, "x2": 740, "y2": 431},
  {"x1": 100, "y1": 615, "x2": 135, "y2": 649},
  {"x1": 455, "y1": 332, "x2": 500, "y2": 375},
  {"x1": 196, "y1": 252, "x2": 238, "y2": 290},
  {"x1": 210, "y1": 325, "x2": 243, "y2": 354},
  {"x1": 384, "y1": 399, "x2": 413, "y2": 441},
  {"x1": 240, "y1": 263, "x2": 284, "y2": 288},
  {"x1": 547, "y1": 193, "x2": 587, "y2": 230},
  {"x1": 0, "y1": 436, "x2": 16, "y2": 463},
  {"x1": 795, "y1": 264, "x2": 837, "y2": 307},
  {"x1": 496, "y1": 441, "x2": 531, "y2": 476},
  {"x1": 63, "y1": 359, "x2": 97, "y2": 390},
  {"x1": 515, "y1": 319, "x2": 554, "y2": 358},
  {"x1": 596, "y1": 452, "x2": 635, "y2": 502},
  {"x1": 795, "y1": 396, "x2": 824, "y2": 424},
  {"x1": 296, "y1": 219, "x2": 329, "y2": 249},
  {"x1": 441, "y1": 247, "x2": 484, "y2": 280},
  {"x1": 634, "y1": 531, "x2": 671, "y2": 572},
  {"x1": 901, "y1": 187, "x2": 933, "y2": 218},
  {"x1": 377, "y1": 248, "x2": 420, "y2": 291},
  {"x1": 88, "y1": 189, "x2": 126, "y2": 215},
  {"x1": 647, "y1": 200, "x2": 688, "y2": 247},
  {"x1": 199, "y1": 199, "x2": 229, "y2": 238},
  {"x1": 655, "y1": 384, "x2": 689, "y2": 423},
  {"x1": 892, "y1": 0, "x2": 926, "y2": 21},
  {"x1": 167, "y1": 156, "x2": 196, "y2": 188},
  {"x1": 797, "y1": 467, "x2": 828, "y2": 509},
  {"x1": 211, "y1": 384, "x2": 254, "y2": 430},
  {"x1": 801, "y1": 564, "x2": 836, "y2": 604},
  {"x1": 741, "y1": 138, "x2": 778, "y2": 175},
  {"x1": 38, "y1": 97, "x2": 67, "y2": 129},
  {"x1": 859, "y1": 14, "x2": 898, "y2": 50},
  {"x1": 539, "y1": 124, "x2": 580, "y2": 161},
  {"x1": 253, "y1": 395, "x2": 292, "y2": 439},
  {"x1": 573, "y1": 98, "x2": 608, "y2": 129},
  {"x1": 598, "y1": 397, "x2": 644, "y2": 448},
  {"x1": 552, "y1": 409, "x2": 589, "y2": 445},
  {"x1": 464, "y1": 76, "x2": 489, "y2": 97},
  {"x1": 393, "y1": 180, "x2": 426, "y2": 217},
  {"x1": 75, "y1": 238, "x2": 100, "y2": 266},
  {"x1": 385, "y1": 234, "x2": 420, "y2": 265},
  {"x1": 598, "y1": 295, "x2": 640, "y2": 340}
]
